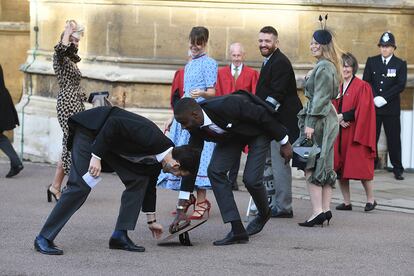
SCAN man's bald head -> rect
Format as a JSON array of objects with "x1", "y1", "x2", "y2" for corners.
[{"x1": 229, "y1": 42, "x2": 245, "y2": 67}]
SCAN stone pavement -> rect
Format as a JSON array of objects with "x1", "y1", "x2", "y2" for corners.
[
  {"x1": 0, "y1": 160, "x2": 413, "y2": 275},
  {"x1": 291, "y1": 169, "x2": 414, "y2": 214}
]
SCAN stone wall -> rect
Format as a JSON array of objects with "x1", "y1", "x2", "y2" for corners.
[
  {"x1": 13, "y1": 0, "x2": 414, "y2": 168},
  {"x1": 0, "y1": 0, "x2": 29, "y2": 145},
  {"x1": 22, "y1": 0, "x2": 414, "y2": 107}
]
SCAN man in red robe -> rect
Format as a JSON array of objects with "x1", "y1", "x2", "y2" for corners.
[
  {"x1": 216, "y1": 42, "x2": 259, "y2": 96},
  {"x1": 215, "y1": 42, "x2": 259, "y2": 190}
]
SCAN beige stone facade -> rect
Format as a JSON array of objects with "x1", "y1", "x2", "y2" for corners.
[
  {"x1": 0, "y1": 0, "x2": 29, "y2": 144},
  {"x1": 5, "y1": 0, "x2": 414, "y2": 167},
  {"x1": 20, "y1": 0, "x2": 414, "y2": 107}
]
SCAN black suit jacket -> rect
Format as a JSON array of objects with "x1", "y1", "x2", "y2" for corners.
[
  {"x1": 362, "y1": 54, "x2": 407, "y2": 116},
  {"x1": 68, "y1": 106, "x2": 174, "y2": 211},
  {"x1": 255, "y1": 48, "x2": 302, "y2": 142},
  {"x1": 180, "y1": 90, "x2": 288, "y2": 192},
  {"x1": 0, "y1": 65, "x2": 19, "y2": 132}
]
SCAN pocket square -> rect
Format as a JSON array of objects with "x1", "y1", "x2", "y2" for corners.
[{"x1": 226, "y1": 123, "x2": 232, "y2": 128}]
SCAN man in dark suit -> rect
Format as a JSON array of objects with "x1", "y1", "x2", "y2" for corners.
[
  {"x1": 34, "y1": 106, "x2": 199, "y2": 255},
  {"x1": 255, "y1": 26, "x2": 302, "y2": 218},
  {"x1": 172, "y1": 91, "x2": 292, "y2": 246},
  {"x1": 363, "y1": 31, "x2": 407, "y2": 180}
]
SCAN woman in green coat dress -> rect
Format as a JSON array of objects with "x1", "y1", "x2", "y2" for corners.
[{"x1": 296, "y1": 29, "x2": 342, "y2": 227}]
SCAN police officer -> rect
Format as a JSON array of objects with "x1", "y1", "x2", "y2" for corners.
[{"x1": 363, "y1": 31, "x2": 407, "y2": 180}]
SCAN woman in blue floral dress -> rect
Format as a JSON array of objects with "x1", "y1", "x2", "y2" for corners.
[{"x1": 158, "y1": 26, "x2": 217, "y2": 219}]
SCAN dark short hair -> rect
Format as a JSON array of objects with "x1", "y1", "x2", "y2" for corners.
[
  {"x1": 259, "y1": 26, "x2": 278, "y2": 37},
  {"x1": 342, "y1": 52, "x2": 359, "y2": 74},
  {"x1": 172, "y1": 145, "x2": 201, "y2": 175},
  {"x1": 173, "y1": 97, "x2": 201, "y2": 118},
  {"x1": 189, "y1": 26, "x2": 209, "y2": 46}
]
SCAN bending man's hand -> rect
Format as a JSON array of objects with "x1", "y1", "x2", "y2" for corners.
[
  {"x1": 148, "y1": 222, "x2": 163, "y2": 239},
  {"x1": 88, "y1": 156, "x2": 101, "y2": 177},
  {"x1": 280, "y1": 142, "x2": 293, "y2": 165},
  {"x1": 169, "y1": 208, "x2": 190, "y2": 234}
]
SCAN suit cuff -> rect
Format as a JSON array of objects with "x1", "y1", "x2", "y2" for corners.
[
  {"x1": 278, "y1": 135, "x2": 289, "y2": 145},
  {"x1": 178, "y1": 191, "x2": 191, "y2": 200},
  {"x1": 265, "y1": 96, "x2": 281, "y2": 111},
  {"x1": 91, "y1": 153, "x2": 101, "y2": 160}
]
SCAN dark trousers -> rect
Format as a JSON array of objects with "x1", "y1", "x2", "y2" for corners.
[
  {"x1": 0, "y1": 132, "x2": 22, "y2": 168},
  {"x1": 39, "y1": 131, "x2": 149, "y2": 241},
  {"x1": 376, "y1": 114, "x2": 404, "y2": 174},
  {"x1": 228, "y1": 152, "x2": 241, "y2": 186},
  {"x1": 208, "y1": 135, "x2": 270, "y2": 223}
]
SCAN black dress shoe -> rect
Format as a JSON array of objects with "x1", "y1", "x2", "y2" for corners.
[
  {"x1": 271, "y1": 209, "x2": 293, "y2": 218},
  {"x1": 6, "y1": 164, "x2": 23, "y2": 178},
  {"x1": 213, "y1": 231, "x2": 249, "y2": 246},
  {"x1": 336, "y1": 203, "x2": 352, "y2": 211},
  {"x1": 394, "y1": 173, "x2": 404, "y2": 180},
  {"x1": 34, "y1": 235, "x2": 63, "y2": 255},
  {"x1": 109, "y1": 234, "x2": 145, "y2": 252},
  {"x1": 364, "y1": 200, "x2": 377, "y2": 212},
  {"x1": 246, "y1": 208, "x2": 271, "y2": 236}
]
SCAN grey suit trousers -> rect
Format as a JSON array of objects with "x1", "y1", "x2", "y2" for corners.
[
  {"x1": 39, "y1": 131, "x2": 149, "y2": 241},
  {"x1": 208, "y1": 135, "x2": 270, "y2": 223},
  {"x1": 269, "y1": 140, "x2": 292, "y2": 213}
]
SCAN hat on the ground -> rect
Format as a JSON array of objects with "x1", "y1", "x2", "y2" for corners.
[{"x1": 378, "y1": 32, "x2": 396, "y2": 48}]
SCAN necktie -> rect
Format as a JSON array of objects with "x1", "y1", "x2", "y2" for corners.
[
  {"x1": 233, "y1": 66, "x2": 239, "y2": 81},
  {"x1": 201, "y1": 126, "x2": 227, "y2": 142},
  {"x1": 383, "y1": 59, "x2": 387, "y2": 66}
]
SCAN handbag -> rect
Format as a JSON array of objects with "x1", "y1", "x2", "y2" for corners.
[{"x1": 292, "y1": 138, "x2": 321, "y2": 168}]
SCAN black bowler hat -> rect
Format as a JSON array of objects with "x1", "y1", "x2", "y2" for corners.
[{"x1": 378, "y1": 32, "x2": 396, "y2": 48}]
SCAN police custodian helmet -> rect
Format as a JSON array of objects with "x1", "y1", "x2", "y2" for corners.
[{"x1": 378, "y1": 31, "x2": 396, "y2": 48}]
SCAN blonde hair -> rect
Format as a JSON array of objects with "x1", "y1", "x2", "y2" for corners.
[{"x1": 319, "y1": 29, "x2": 344, "y2": 82}]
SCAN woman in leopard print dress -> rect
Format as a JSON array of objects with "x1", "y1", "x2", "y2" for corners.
[{"x1": 48, "y1": 20, "x2": 86, "y2": 202}]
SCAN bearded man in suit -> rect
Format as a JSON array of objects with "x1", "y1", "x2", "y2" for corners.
[{"x1": 255, "y1": 26, "x2": 302, "y2": 218}]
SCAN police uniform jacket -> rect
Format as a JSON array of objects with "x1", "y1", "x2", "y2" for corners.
[{"x1": 362, "y1": 54, "x2": 407, "y2": 116}]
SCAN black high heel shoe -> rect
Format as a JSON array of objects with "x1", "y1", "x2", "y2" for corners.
[
  {"x1": 324, "y1": 210, "x2": 332, "y2": 225},
  {"x1": 298, "y1": 212, "x2": 326, "y2": 227},
  {"x1": 47, "y1": 184, "x2": 61, "y2": 202}
]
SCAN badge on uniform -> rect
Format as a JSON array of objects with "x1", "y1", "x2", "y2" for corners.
[{"x1": 387, "y1": 69, "x2": 396, "y2": 77}]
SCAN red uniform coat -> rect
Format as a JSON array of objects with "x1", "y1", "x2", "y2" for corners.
[
  {"x1": 332, "y1": 76, "x2": 376, "y2": 180},
  {"x1": 170, "y1": 68, "x2": 184, "y2": 109},
  {"x1": 215, "y1": 65, "x2": 259, "y2": 96}
]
